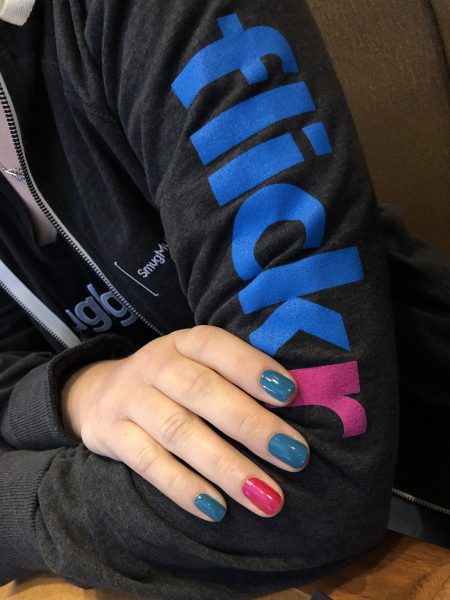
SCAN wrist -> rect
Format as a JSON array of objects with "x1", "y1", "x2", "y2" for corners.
[
  {"x1": 60, "y1": 359, "x2": 116, "y2": 438},
  {"x1": 60, "y1": 363, "x2": 93, "y2": 440}
]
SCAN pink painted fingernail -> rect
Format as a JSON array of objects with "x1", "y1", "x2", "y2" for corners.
[{"x1": 242, "y1": 478, "x2": 282, "y2": 515}]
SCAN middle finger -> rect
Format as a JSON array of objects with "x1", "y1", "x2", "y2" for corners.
[{"x1": 149, "y1": 353, "x2": 310, "y2": 472}]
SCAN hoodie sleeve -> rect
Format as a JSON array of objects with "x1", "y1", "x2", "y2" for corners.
[
  {"x1": 0, "y1": 0, "x2": 398, "y2": 597},
  {"x1": 0, "y1": 286, "x2": 77, "y2": 450},
  {"x1": 0, "y1": 287, "x2": 134, "y2": 450},
  {"x1": 86, "y1": 0, "x2": 399, "y2": 567}
]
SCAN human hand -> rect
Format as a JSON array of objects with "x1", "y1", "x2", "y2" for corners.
[{"x1": 60, "y1": 326, "x2": 309, "y2": 522}]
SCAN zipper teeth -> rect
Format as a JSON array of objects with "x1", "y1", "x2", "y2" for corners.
[
  {"x1": 392, "y1": 488, "x2": 450, "y2": 516},
  {"x1": 0, "y1": 81, "x2": 163, "y2": 338},
  {"x1": 0, "y1": 279, "x2": 70, "y2": 348}
]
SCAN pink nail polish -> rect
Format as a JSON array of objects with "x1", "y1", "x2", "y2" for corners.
[{"x1": 242, "y1": 477, "x2": 282, "y2": 515}]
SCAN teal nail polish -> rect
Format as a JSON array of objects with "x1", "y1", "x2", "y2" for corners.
[
  {"x1": 194, "y1": 493, "x2": 226, "y2": 522},
  {"x1": 260, "y1": 370, "x2": 295, "y2": 402},
  {"x1": 268, "y1": 433, "x2": 309, "y2": 468}
]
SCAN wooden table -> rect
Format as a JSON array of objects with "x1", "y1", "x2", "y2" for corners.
[{"x1": 1, "y1": 531, "x2": 450, "y2": 599}]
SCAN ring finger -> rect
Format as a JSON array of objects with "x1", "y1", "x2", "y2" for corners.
[{"x1": 127, "y1": 384, "x2": 285, "y2": 517}]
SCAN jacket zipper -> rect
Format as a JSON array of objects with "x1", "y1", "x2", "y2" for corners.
[
  {"x1": 392, "y1": 488, "x2": 450, "y2": 517},
  {"x1": 0, "y1": 265, "x2": 80, "y2": 349},
  {"x1": 0, "y1": 74, "x2": 164, "y2": 339}
]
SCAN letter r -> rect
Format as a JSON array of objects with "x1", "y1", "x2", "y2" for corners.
[
  {"x1": 172, "y1": 13, "x2": 299, "y2": 108},
  {"x1": 266, "y1": 361, "x2": 367, "y2": 438}
]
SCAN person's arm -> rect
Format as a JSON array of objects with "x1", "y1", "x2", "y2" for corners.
[
  {"x1": 0, "y1": 288, "x2": 169, "y2": 592},
  {"x1": 81, "y1": 0, "x2": 398, "y2": 562},
  {"x1": 1, "y1": 1, "x2": 398, "y2": 596},
  {"x1": 0, "y1": 287, "x2": 133, "y2": 450},
  {"x1": 0, "y1": 286, "x2": 75, "y2": 450},
  {"x1": 0, "y1": 289, "x2": 149, "y2": 587},
  {"x1": 0, "y1": 302, "x2": 346, "y2": 598}
]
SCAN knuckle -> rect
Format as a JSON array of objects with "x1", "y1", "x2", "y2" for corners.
[
  {"x1": 163, "y1": 469, "x2": 186, "y2": 495},
  {"x1": 210, "y1": 451, "x2": 240, "y2": 479},
  {"x1": 234, "y1": 410, "x2": 266, "y2": 440},
  {"x1": 93, "y1": 398, "x2": 122, "y2": 428},
  {"x1": 187, "y1": 325, "x2": 217, "y2": 357},
  {"x1": 169, "y1": 328, "x2": 191, "y2": 345},
  {"x1": 159, "y1": 410, "x2": 198, "y2": 449},
  {"x1": 134, "y1": 443, "x2": 160, "y2": 476},
  {"x1": 179, "y1": 367, "x2": 217, "y2": 405},
  {"x1": 129, "y1": 343, "x2": 156, "y2": 377},
  {"x1": 135, "y1": 335, "x2": 173, "y2": 371}
]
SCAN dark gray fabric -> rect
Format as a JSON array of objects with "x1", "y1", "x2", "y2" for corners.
[
  {"x1": 388, "y1": 496, "x2": 450, "y2": 550},
  {"x1": 381, "y1": 204, "x2": 450, "y2": 511},
  {"x1": 2, "y1": 333, "x2": 136, "y2": 450},
  {"x1": 0, "y1": 1, "x2": 402, "y2": 597},
  {"x1": 1, "y1": 443, "x2": 56, "y2": 581}
]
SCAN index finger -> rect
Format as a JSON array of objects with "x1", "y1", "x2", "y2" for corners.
[{"x1": 171, "y1": 325, "x2": 297, "y2": 406}]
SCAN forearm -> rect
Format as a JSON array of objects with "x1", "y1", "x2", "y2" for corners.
[
  {"x1": 93, "y1": 0, "x2": 399, "y2": 572},
  {"x1": 0, "y1": 333, "x2": 136, "y2": 450},
  {"x1": 0, "y1": 442, "x2": 55, "y2": 583},
  {"x1": 0, "y1": 436, "x2": 349, "y2": 598}
]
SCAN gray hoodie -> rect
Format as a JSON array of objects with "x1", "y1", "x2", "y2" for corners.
[{"x1": 0, "y1": 1, "x2": 400, "y2": 597}]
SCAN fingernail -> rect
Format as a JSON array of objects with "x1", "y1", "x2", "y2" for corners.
[
  {"x1": 268, "y1": 433, "x2": 309, "y2": 469},
  {"x1": 242, "y1": 477, "x2": 282, "y2": 515},
  {"x1": 194, "y1": 493, "x2": 226, "y2": 522},
  {"x1": 260, "y1": 370, "x2": 295, "y2": 403}
]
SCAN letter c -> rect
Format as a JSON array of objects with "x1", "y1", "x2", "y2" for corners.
[{"x1": 232, "y1": 183, "x2": 326, "y2": 281}]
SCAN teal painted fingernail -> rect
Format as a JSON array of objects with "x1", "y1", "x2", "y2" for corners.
[
  {"x1": 268, "y1": 433, "x2": 309, "y2": 468},
  {"x1": 260, "y1": 370, "x2": 295, "y2": 402},
  {"x1": 194, "y1": 494, "x2": 226, "y2": 522}
]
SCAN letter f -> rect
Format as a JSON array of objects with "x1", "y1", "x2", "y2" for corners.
[{"x1": 172, "y1": 13, "x2": 299, "y2": 108}]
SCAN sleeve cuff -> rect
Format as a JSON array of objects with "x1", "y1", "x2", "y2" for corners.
[
  {"x1": 6, "y1": 334, "x2": 136, "y2": 450},
  {"x1": 0, "y1": 446, "x2": 57, "y2": 584}
]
